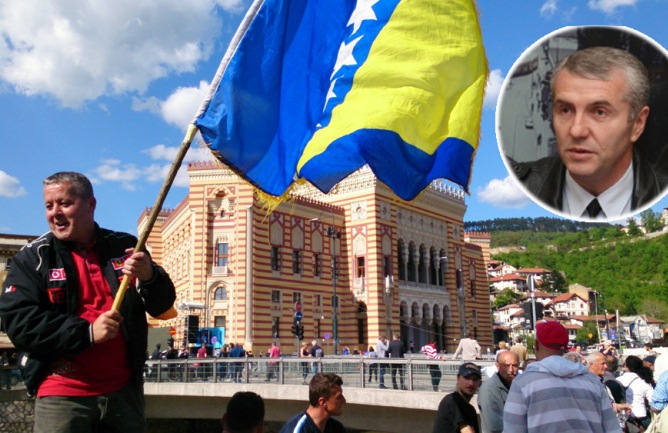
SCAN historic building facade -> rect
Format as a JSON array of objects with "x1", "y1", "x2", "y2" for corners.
[{"x1": 140, "y1": 161, "x2": 492, "y2": 355}]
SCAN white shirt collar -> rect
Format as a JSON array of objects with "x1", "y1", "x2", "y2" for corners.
[{"x1": 563, "y1": 162, "x2": 633, "y2": 220}]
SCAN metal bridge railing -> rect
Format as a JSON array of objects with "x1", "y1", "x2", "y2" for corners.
[{"x1": 143, "y1": 356, "x2": 495, "y2": 392}]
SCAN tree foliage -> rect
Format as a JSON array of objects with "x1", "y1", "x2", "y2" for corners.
[
  {"x1": 576, "y1": 321, "x2": 600, "y2": 344},
  {"x1": 640, "y1": 209, "x2": 665, "y2": 233},
  {"x1": 492, "y1": 288, "x2": 521, "y2": 310}
]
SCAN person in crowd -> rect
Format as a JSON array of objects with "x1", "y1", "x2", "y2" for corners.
[
  {"x1": 643, "y1": 355, "x2": 656, "y2": 373},
  {"x1": 651, "y1": 369, "x2": 668, "y2": 414},
  {"x1": 644, "y1": 342, "x2": 658, "y2": 357},
  {"x1": 0, "y1": 171, "x2": 176, "y2": 433},
  {"x1": 310, "y1": 339, "x2": 324, "y2": 374},
  {"x1": 503, "y1": 321, "x2": 620, "y2": 432},
  {"x1": 496, "y1": 341, "x2": 507, "y2": 354},
  {"x1": 388, "y1": 334, "x2": 406, "y2": 390},
  {"x1": 266, "y1": 341, "x2": 280, "y2": 382},
  {"x1": 1, "y1": 351, "x2": 11, "y2": 390},
  {"x1": 563, "y1": 351, "x2": 584, "y2": 364},
  {"x1": 421, "y1": 340, "x2": 444, "y2": 391},
  {"x1": 478, "y1": 351, "x2": 519, "y2": 433},
  {"x1": 221, "y1": 391, "x2": 265, "y2": 433},
  {"x1": 197, "y1": 344, "x2": 208, "y2": 381},
  {"x1": 151, "y1": 343, "x2": 163, "y2": 360},
  {"x1": 300, "y1": 341, "x2": 311, "y2": 385},
  {"x1": 617, "y1": 355, "x2": 654, "y2": 430},
  {"x1": 229, "y1": 342, "x2": 246, "y2": 383},
  {"x1": 432, "y1": 362, "x2": 482, "y2": 433},
  {"x1": 376, "y1": 335, "x2": 389, "y2": 389},
  {"x1": 510, "y1": 336, "x2": 528, "y2": 362},
  {"x1": 511, "y1": 46, "x2": 665, "y2": 219},
  {"x1": 452, "y1": 333, "x2": 481, "y2": 360},
  {"x1": 587, "y1": 351, "x2": 608, "y2": 380},
  {"x1": 654, "y1": 353, "x2": 668, "y2": 383},
  {"x1": 279, "y1": 373, "x2": 347, "y2": 433},
  {"x1": 520, "y1": 359, "x2": 536, "y2": 373},
  {"x1": 600, "y1": 341, "x2": 617, "y2": 358},
  {"x1": 366, "y1": 346, "x2": 379, "y2": 384},
  {"x1": 585, "y1": 351, "x2": 631, "y2": 413},
  {"x1": 604, "y1": 355, "x2": 620, "y2": 381}
]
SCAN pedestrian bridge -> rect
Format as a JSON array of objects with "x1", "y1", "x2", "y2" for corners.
[{"x1": 144, "y1": 356, "x2": 491, "y2": 433}]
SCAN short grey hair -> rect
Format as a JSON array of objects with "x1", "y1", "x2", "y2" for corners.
[
  {"x1": 551, "y1": 46, "x2": 650, "y2": 120},
  {"x1": 586, "y1": 351, "x2": 605, "y2": 366},
  {"x1": 43, "y1": 172, "x2": 94, "y2": 200}
]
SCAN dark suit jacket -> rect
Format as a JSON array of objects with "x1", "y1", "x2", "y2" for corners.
[{"x1": 511, "y1": 150, "x2": 668, "y2": 214}]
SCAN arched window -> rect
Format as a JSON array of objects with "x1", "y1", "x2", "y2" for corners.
[{"x1": 214, "y1": 286, "x2": 227, "y2": 301}]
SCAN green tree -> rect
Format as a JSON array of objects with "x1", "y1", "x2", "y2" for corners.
[
  {"x1": 492, "y1": 288, "x2": 521, "y2": 310},
  {"x1": 640, "y1": 298, "x2": 668, "y2": 322},
  {"x1": 640, "y1": 209, "x2": 664, "y2": 233},
  {"x1": 627, "y1": 218, "x2": 642, "y2": 236},
  {"x1": 575, "y1": 321, "x2": 599, "y2": 344},
  {"x1": 543, "y1": 269, "x2": 568, "y2": 293}
]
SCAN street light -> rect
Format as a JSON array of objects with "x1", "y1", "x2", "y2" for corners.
[{"x1": 326, "y1": 225, "x2": 341, "y2": 355}]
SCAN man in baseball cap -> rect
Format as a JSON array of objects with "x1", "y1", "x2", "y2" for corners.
[
  {"x1": 535, "y1": 320, "x2": 569, "y2": 351},
  {"x1": 504, "y1": 321, "x2": 621, "y2": 432},
  {"x1": 432, "y1": 362, "x2": 481, "y2": 432}
]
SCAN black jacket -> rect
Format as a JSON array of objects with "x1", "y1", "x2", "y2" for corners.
[
  {"x1": 0, "y1": 225, "x2": 176, "y2": 395},
  {"x1": 512, "y1": 150, "x2": 668, "y2": 214}
]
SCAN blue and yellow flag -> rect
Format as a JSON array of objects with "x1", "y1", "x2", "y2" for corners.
[{"x1": 195, "y1": 0, "x2": 487, "y2": 200}]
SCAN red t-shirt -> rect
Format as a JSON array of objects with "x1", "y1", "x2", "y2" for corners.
[{"x1": 38, "y1": 246, "x2": 132, "y2": 397}]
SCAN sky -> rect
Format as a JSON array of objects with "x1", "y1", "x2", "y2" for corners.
[{"x1": 1, "y1": 0, "x2": 668, "y2": 237}]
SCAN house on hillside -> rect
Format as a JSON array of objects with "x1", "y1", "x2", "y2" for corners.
[
  {"x1": 620, "y1": 315, "x2": 665, "y2": 343},
  {"x1": 563, "y1": 323, "x2": 580, "y2": 344},
  {"x1": 547, "y1": 292, "x2": 589, "y2": 318},
  {"x1": 520, "y1": 290, "x2": 554, "y2": 307},
  {"x1": 488, "y1": 260, "x2": 517, "y2": 278},
  {"x1": 489, "y1": 273, "x2": 527, "y2": 294},
  {"x1": 516, "y1": 267, "x2": 550, "y2": 286}
]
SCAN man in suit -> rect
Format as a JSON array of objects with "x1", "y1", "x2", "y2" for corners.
[{"x1": 512, "y1": 46, "x2": 667, "y2": 220}]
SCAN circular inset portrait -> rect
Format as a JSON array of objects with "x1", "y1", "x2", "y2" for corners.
[{"x1": 496, "y1": 26, "x2": 668, "y2": 222}]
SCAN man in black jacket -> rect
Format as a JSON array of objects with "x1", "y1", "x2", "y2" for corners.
[
  {"x1": 512, "y1": 46, "x2": 667, "y2": 220},
  {"x1": 388, "y1": 334, "x2": 406, "y2": 390},
  {"x1": 0, "y1": 172, "x2": 175, "y2": 433}
]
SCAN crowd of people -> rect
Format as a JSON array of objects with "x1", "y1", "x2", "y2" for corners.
[{"x1": 194, "y1": 320, "x2": 668, "y2": 433}]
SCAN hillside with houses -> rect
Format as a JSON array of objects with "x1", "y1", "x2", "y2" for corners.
[
  {"x1": 487, "y1": 261, "x2": 665, "y2": 347},
  {"x1": 474, "y1": 213, "x2": 668, "y2": 347}
]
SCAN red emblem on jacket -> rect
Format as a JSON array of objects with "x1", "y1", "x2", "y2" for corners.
[
  {"x1": 47, "y1": 287, "x2": 66, "y2": 304},
  {"x1": 111, "y1": 254, "x2": 131, "y2": 271},
  {"x1": 49, "y1": 268, "x2": 66, "y2": 281}
]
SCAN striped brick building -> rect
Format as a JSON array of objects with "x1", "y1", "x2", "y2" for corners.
[{"x1": 140, "y1": 161, "x2": 492, "y2": 355}]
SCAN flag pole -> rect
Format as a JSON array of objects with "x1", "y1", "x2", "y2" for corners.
[{"x1": 111, "y1": 123, "x2": 199, "y2": 314}]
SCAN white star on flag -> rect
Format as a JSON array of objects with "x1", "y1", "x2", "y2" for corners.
[
  {"x1": 330, "y1": 35, "x2": 363, "y2": 80},
  {"x1": 348, "y1": 0, "x2": 379, "y2": 35}
]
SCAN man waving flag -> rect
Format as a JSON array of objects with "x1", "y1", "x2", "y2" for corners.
[{"x1": 194, "y1": 0, "x2": 487, "y2": 201}]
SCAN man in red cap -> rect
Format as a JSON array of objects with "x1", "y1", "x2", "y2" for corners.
[{"x1": 503, "y1": 321, "x2": 621, "y2": 433}]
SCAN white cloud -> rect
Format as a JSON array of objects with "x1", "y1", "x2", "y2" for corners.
[
  {"x1": 588, "y1": 0, "x2": 638, "y2": 14},
  {"x1": 0, "y1": 170, "x2": 26, "y2": 197},
  {"x1": 0, "y1": 0, "x2": 244, "y2": 108},
  {"x1": 484, "y1": 69, "x2": 504, "y2": 109},
  {"x1": 89, "y1": 159, "x2": 142, "y2": 191},
  {"x1": 477, "y1": 176, "x2": 530, "y2": 208},
  {"x1": 540, "y1": 0, "x2": 559, "y2": 18},
  {"x1": 134, "y1": 81, "x2": 210, "y2": 130},
  {"x1": 143, "y1": 143, "x2": 213, "y2": 163}
]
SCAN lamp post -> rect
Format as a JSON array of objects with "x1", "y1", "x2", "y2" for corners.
[{"x1": 326, "y1": 225, "x2": 341, "y2": 355}]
